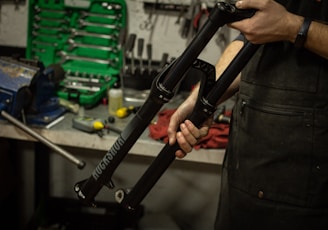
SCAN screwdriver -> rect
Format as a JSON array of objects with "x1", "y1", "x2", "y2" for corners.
[
  {"x1": 116, "y1": 106, "x2": 140, "y2": 119},
  {"x1": 73, "y1": 116, "x2": 122, "y2": 136},
  {"x1": 72, "y1": 116, "x2": 104, "y2": 133}
]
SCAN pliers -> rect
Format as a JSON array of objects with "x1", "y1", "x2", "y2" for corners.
[{"x1": 193, "y1": 2, "x2": 209, "y2": 32}]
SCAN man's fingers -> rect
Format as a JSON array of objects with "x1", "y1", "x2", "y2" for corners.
[
  {"x1": 167, "y1": 114, "x2": 181, "y2": 145},
  {"x1": 184, "y1": 120, "x2": 201, "y2": 138},
  {"x1": 180, "y1": 122, "x2": 199, "y2": 145},
  {"x1": 175, "y1": 150, "x2": 187, "y2": 159},
  {"x1": 176, "y1": 131, "x2": 193, "y2": 154}
]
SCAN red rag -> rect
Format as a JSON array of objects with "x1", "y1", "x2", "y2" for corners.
[
  {"x1": 148, "y1": 109, "x2": 176, "y2": 142},
  {"x1": 148, "y1": 109, "x2": 230, "y2": 149}
]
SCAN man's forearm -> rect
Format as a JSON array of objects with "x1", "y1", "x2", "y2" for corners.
[
  {"x1": 215, "y1": 39, "x2": 244, "y2": 105},
  {"x1": 306, "y1": 21, "x2": 328, "y2": 60},
  {"x1": 285, "y1": 14, "x2": 328, "y2": 60}
]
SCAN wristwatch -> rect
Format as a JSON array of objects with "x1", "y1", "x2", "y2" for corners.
[{"x1": 294, "y1": 17, "x2": 312, "y2": 49}]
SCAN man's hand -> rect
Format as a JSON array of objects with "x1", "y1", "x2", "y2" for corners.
[
  {"x1": 167, "y1": 91, "x2": 210, "y2": 158},
  {"x1": 229, "y1": 0, "x2": 303, "y2": 44}
]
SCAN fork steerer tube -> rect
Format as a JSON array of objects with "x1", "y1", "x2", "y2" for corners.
[
  {"x1": 162, "y1": 2, "x2": 255, "y2": 89},
  {"x1": 119, "y1": 42, "x2": 260, "y2": 210},
  {"x1": 74, "y1": 2, "x2": 256, "y2": 206}
]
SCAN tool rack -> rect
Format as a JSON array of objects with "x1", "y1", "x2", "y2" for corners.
[{"x1": 26, "y1": 0, "x2": 127, "y2": 107}]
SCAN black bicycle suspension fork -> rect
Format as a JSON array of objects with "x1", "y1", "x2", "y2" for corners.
[
  {"x1": 74, "y1": 2, "x2": 256, "y2": 206},
  {"x1": 116, "y1": 41, "x2": 260, "y2": 210}
]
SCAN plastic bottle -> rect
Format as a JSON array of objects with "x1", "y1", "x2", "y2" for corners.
[{"x1": 108, "y1": 82, "x2": 123, "y2": 115}]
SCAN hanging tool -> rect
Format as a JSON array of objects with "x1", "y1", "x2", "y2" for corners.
[
  {"x1": 158, "y1": 52, "x2": 169, "y2": 72},
  {"x1": 70, "y1": 29, "x2": 117, "y2": 40},
  {"x1": 80, "y1": 11, "x2": 121, "y2": 20},
  {"x1": 147, "y1": 0, "x2": 160, "y2": 43},
  {"x1": 33, "y1": 23, "x2": 66, "y2": 33},
  {"x1": 193, "y1": 2, "x2": 210, "y2": 33},
  {"x1": 32, "y1": 31, "x2": 61, "y2": 39},
  {"x1": 32, "y1": 40, "x2": 58, "y2": 47},
  {"x1": 175, "y1": 5, "x2": 187, "y2": 24},
  {"x1": 34, "y1": 6, "x2": 68, "y2": 15},
  {"x1": 118, "y1": 28, "x2": 127, "y2": 89},
  {"x1": 139, "y1": 0, "x2": 159, "y2": 30},
  {"x1": 78, "y1": 19, "x2": 121, "y2": 30},
  {"x1": 181, "y1": 0, "x2": 196, "y2": 38},
  {"x1": 125, "y1": 34, "x2": 137, "y2": 75},
  {"x1": 57, "y1": 51, "x2": 118, "y2": 66},
  {"x1": 67, "y1": 39, "x2": 118, "y2": 53},
  {"x1": 74, "y1": 2, "x2": 257, "y2": 208},
  {"x1": 34, "y1": 15, "x2": 69, "y2": 24},
  {"x1": 144, "y1": 43, "x2": 153, "y2": 78},
  {"x1": 133, "y1": 37, "x2": 144, "y2": 77}
]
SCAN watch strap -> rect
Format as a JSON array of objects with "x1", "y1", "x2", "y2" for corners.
[{"x1": 294, "y1": 17, "x2": 312, "y2": 49}]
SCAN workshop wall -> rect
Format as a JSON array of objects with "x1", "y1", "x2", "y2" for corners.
[{"x1": 124, "y1": 0, "x2": 234, "y2": 65}]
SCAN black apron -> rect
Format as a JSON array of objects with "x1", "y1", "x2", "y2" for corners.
[{"x1": 215, "y1": 1, "x2": 328, "y2": 229}]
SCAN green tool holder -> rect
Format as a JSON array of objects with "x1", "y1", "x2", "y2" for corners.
[{"x1": 26, "y1": 0, "x2": 127, "y2": 107}]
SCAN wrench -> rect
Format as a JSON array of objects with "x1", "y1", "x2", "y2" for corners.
[
  {"x1": 32, "y1": 31, "x2": 61, "y2": 39},
  {"x1": 66, "y1": 75, "x2": 100, "y2": 82},
  {"x1": 67, "y1": 39, "x2": 118, "y2": 53},
  {"x1": 70, "y1": 29, "x2": 117, "y2": 40},
  {"x1": 33, "y1": 40, "x2": 58, "y2": 47},
  {"x1": 34, "y1": 15, "x2": 69, "y2": 24},
  {"x1": 64, "y1": 80, "x2": 104, "y2": 91},
  {"x1": 146, "y1": 43, "x2": 153, "y2": 73},
  {"x1": 78, "y1": 19, "x2": 120, "y2": 30},
  {"x1": 64, "y1": 84, "x2": 101, "y2": 92},
  {"x1": 34, "y1": 6, "x2": 68, "y2": 15},
  {"x1": 57, "y1": 51, "x2": 118, "y2": 66},
  {"x1": 32, "y1": 48, "x2": 46, "y2": 53},
  {"x1": 137, "y1": 38, "x2": 144, "y2": 72},
  {"x1": 80, "y1": 11, "x2": 121, "y2": 20},
  {"x1": 33, "y1": 23, "x2": 67, "y2": 32},
  {"x1": 65, "y1": 75, "x2": 111, "y2": 83}
]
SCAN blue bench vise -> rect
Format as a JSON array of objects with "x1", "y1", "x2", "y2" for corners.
[{"x1": 0, "y1": 57, "x2": 65, "y2": 125}]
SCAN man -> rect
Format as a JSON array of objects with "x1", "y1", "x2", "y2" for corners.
[{"x1": 167, "y1": 0, "x2": 328, "y2": 229}]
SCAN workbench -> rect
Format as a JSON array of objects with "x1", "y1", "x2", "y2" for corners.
[
  {"x1": 0, "y1": 95, "x2": 226, "y2": 166},
  {"x1": 0, "y1": 94, "x2": 231, "y2": 229}
]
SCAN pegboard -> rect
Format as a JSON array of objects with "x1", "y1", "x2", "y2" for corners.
[{"x1": 125, "y1": 0, "x2": 236, "y2": 65}]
